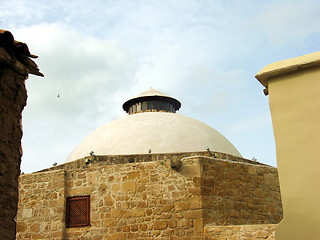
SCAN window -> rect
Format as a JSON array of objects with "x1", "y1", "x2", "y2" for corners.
[
  {"x1": 66, "y1": 196, "x2": 90, "y2": 228},
  {"x1": 153, "y1": 101, "x2": 159, "y2": 111},
  {"x1": 159, "y1": 101, "x2": 165, "y2": 111},
  {"x1": 147, "y1": 101, "x2": 153, "y2": 110},
  {"x1": 136, "y1": 102, "x2": 141, "y2": 112},
  {"x1": 165, "y1": 103, "x2": 170, "y2": 112},
  {"x1": 142, "y1": 101, "x2": 147, "y2": 111}
]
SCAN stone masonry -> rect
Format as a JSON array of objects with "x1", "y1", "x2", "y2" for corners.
[
  {"x1": 0, "y1": 48, "x2": 28, "y2": 240},
  {"x1": 17, "y1": 152, "x2": 282, "y2": 239},
  {"x1": 0, "y1": 30, "x2": 42, "y2": 240},
  {"x1": 204, "y1": 224, "x2": 277, "y2": 240}
]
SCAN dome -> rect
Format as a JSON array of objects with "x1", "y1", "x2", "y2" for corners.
[{"x1": 66, "y1": 88, "x2": 242, "y2": 162}]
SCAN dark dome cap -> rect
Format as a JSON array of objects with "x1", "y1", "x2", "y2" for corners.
[{"x1": 122, "y1": 87, "x2": 181, "y2": 113}]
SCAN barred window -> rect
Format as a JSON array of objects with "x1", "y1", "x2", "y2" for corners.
[{"x1": 66, "y1": 196, "x2": 90, "y2": 228}]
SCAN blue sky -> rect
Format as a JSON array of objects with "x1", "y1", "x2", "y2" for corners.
[{"x1": 1, "y1": 0, "x2": 320, "y2": 173}]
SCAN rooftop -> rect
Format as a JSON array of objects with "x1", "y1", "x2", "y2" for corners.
[{"x1": 255, "y1": 51, "x2": 320, "y2": 87}]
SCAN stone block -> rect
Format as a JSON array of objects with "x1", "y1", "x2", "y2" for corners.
[
  {"x1": 122, "y1": 225, "x2": 130, "y2": 232},
  {"x1": 104, "y1": 219, "x2": 117, "y2": 227},
  {"x1": 150, "y1": 174, "x2": 159, "y2": 182},
  {"x1": 189, "y1": 187, "x2": 202, "y2": 195},
  {"x1": 67, "y1": 186, "x2": 91, "y2": 196},
  {"x1": 108, "y1": 176, "x2": 115, "y2": 181},
  {"x1": 181, "y1": 161, "x2": 201, "y2": 177},
  {"x1": 178, "y1": 219, "x2": 193, "y2": 228},
  {"x1": 184, "y1": 209, "x2": 202, "y2": 219},
  {"x1": 160, "y1": 213, "x2": 172, "y2": 219},
  {"x1": 30, "y1": 223, "x2": 40, "y2": 232},
  {"x1": 98, "y1": 183, "x2": 108, "y2": 191},
  {"x1": 78, "y1": 173, "x2": 86, "y2": 178},
  {"x1": 175, "y1": 201, "x2": 189, "y2": 211},
  {"x1": 16, "y1": 222, "x2": 27, "y2": 232},
  {"x1": 172, "y1": 191, "x2": 181, "y2": 198},
  {"x1": 121, "y1": 181, "x2": 136, "y2": 193},
  {"x1": 22, "y1": 209, "x2": 32, "y2": 219},
  {"x1": 130, "y1": 224, "x2": 139, "y2": 232},
  {"x1": 168, "y1": 219, "x2": 177, "y2": 228},
  {"x1": 139, "y1": 223, "x2": 148, "y2": 231},
  {"x1": 193, "y1": 177, "x2": 202, "y2": 187},
  {"x1": 110, "y1": 209, "x2": 124, "y2": 218},
  {"x1": 189, "y1": 197, "x2": 202, "y2": 209},
  {"x1": 111, "y1": 183, "x2": 120, "y2": 193},
  {"x1": 127, "y1": 171, "x2": 140, "y2": 179},
  {"x1": 153, "y1": 220, "x2": 168, "y2": 230},
  {"x1": 163, "y1": 229, "x2": 175, "y2": 236},
  {"x1": 31, "y1": 233, "x2": 44, "y2": 239},
  {"x1": 203, "y1": 177, "x2": 215, "y2": 187},
  {"x1": 146, "y1": 209, "x2": 153, "y2": 216},
  {"x1": 264, "y1": 174, "x2": 279, "y2": 186},
  {"x1": 104, "y1": 196, "x2": 114, "y2": 206},
  {"x1": 131, "y1": 208, "x2": 145, "y2": 217},
  {"x1": 248, "y1": 166, "x2": 257, "y2": 175},
  {"x1": 194, "y1": 218, "x2": 204, "y2": 233},
  {"x1": 162, "y1": 204, "x2": 174, "y2": 212},
  {"x1": 87, "y1": 172, "x2": 98, "y2": 185},
  {"x1": 253, "y1": 229, "x2": 270, "y2": 238},
  {"x1": 137, "y1": 201, "x2": 148, "y2": 208}
]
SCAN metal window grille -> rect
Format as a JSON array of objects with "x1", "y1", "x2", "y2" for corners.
[{"x1": 66, "y1": 196, "x2": 90, "y2": 228}]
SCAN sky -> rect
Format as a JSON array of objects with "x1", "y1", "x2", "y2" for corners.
[{"x1": 1, "y1": 0, "x2": 320, "y2": 173}]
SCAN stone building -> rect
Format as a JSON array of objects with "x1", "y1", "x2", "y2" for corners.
[
  {"x1": 16, "y1": 88, "x2": 282, "y2": 239},
  {"x1": 0, "y1": 30, "x2": 42, "y2": 240}
]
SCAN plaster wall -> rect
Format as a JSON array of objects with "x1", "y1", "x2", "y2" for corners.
[{"x1": 268, "y1": 67, "x2": 320, "y2": 240}]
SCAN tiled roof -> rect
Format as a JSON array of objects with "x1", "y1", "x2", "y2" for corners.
[{"x1": 0, "y1": 29, "x2": 43, "y2": 77}]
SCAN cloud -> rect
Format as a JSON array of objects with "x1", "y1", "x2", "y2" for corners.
[
  {"x1": 251, "y1": 0, "x2": 320, "y2": 47},
  {"x1": 14, "y1": 23, "x2": 139, "y2": 172},
  {"x1": 225, "y1": 112, "x2": 277, "y2": 166},
  {"x1": 15, "y1": 23, "x2": 138, "y2": 120}
]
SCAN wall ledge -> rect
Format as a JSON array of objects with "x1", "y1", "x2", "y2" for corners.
[{"x1": 255, "y1": 51, "x2": 320, "y2": 87}]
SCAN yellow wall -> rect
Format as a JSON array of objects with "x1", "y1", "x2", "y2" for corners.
[{"x1": 267, "y1": 66, "x2": 320, "y2": 240}]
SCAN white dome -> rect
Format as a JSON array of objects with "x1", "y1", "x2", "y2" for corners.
[{"x1": 66, "y1": 112, "x2": 241, "y2": 162}]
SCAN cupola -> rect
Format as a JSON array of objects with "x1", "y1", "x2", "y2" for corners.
[{"x1": 122, "y1": 87, "x2": 181, "y2": 114}]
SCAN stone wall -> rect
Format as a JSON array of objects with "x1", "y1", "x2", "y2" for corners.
[
  {"x1": 0, "y1": 47, "x2": 28, "y2": 240},
  {"x1": 66, "y1": 158, "x2": 206, "y2": 240},
  {"x1": 18, "y1": 158, "x2": 206, "y2": 239},
  {"x1": 0, "y1": 30, "x2": 42, "y2": 240},
  {"x1": 204, "y1": 224, "x2": 277, "y2": 240},
  {"x1": 17, "y1": 170, "x2": 65, "y2": 239},
  {"x1": 17, "y1": 154, "x2": 282, "y2": 239},
  {"x1": 201, "y1": 158, "x2": 282, "y2": 225}
]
